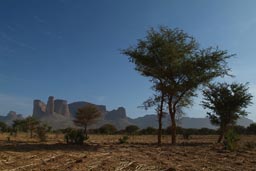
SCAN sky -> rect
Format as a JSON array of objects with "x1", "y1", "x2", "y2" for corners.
[{"x1": 0, "y1": 0, "x2": 256, "y2": 121}]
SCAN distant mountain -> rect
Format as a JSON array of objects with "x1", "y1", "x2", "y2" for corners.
[
  {"x1": 0, "y1": 111, "x2": 24, "y2": 125},
  {"x1": 1, "y1": 96, "x2": 254, "y2": 130},
  {"x1": 128, "y1": 115, "x2": 254, "y2": 129},
  {"x1": 128, "y1": 114, "x2": 170, "y2": 128},
  {"x1": 31, "y1": 96, "x2": 134, "y2": 130},
  {"x1": 69, "y1": 101, "x2": 107, "y2": 117}
]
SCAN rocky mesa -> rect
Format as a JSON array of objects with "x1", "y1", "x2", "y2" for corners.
[{"x1": 0, "y1": 96, "x2": 254, "y2": 130}]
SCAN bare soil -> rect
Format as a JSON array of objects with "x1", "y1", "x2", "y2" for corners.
[{"x1": 0, "y1": 133, "x2": 256, "y2": 171}]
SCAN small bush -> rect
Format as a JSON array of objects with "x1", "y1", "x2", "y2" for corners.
[
  {"x1": 118, "y1": 135, "x2": 129, "y2": 144},
  {"x1": 139, "y1": 127, "x2": 157, "y2": 135},
  {"x1": 99, "y1": 124, "x2": 117, "y2": 134},
  {"x1": 64, "y1": 129, "x2": 85, "y2": 145},
  {"x1": 125, "y1": 125, "x2": 139, "y2": 135},
  {"x1": 223, "y1": 129, "x2": 240, "y2": 151},
  {"x1": 36, "y1": 125, "x2": 47, "y2": 142}
]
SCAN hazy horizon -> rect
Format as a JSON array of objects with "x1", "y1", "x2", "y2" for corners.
[{"x1": 1, "y1": 0, "x2": 256, "y2": 122}]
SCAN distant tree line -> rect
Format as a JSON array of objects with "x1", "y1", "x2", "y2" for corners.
[
  {"x1": 0, "y1": 116, "x2": 51, "y2": 142},
  {"x1": 54, "y1": 124, "x2": 256, "y2": 136}
]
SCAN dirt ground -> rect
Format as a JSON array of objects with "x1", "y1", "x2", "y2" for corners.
[{"x1": 0, "y1": 133, "x2": 256, "y2": 171}]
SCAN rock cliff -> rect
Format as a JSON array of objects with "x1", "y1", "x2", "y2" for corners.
[
  {"x1": 33, "y1": 96, "x2": 70, "y2": 118},
  {"x1": 54, "y1": 99, "x2": 70, "y2": 117},
  {"x1": 105, "y1": 107, "x2": 126, "y2": 120},
  {"x1": 46, "y1": 96, "x2": 54, "y2": 115},
  {"x1": 33, "y1": 100, "x2": 46, "y2": 118}
]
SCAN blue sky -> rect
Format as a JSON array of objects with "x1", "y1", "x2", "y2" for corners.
[{"x1": 1, "y1": 0, "x2": 256, "y2": 121}]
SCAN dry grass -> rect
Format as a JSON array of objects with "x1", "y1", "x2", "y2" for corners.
[{"x1": 0, "y1": 133, "x2": 256, "y2": 171}]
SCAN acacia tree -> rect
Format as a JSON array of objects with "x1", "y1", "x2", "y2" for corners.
[
  {"x1": 12, "y1": 119, "x2": 27, "y2": 136},
  {"x1": 122, "y1": 26, "x2": 232, "y2": 144},
  {"x1": 202, "y1": 82, "x2": 253, "y2": 143},
  {"x1": 74, "y1": 104, "x2": 101, "y2": 139},
  {"x1": 25, "y1": 116, "x2": 40, "y2": 138}
]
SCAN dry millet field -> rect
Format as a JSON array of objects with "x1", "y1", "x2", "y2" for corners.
[{"x1": 0, "y1": 133, "x2": 256, "y2": 171}]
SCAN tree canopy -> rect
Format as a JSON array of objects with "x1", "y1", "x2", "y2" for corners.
[
  {"x1": 122, "y1": 26, "x2": 233, "y2": 144},
  {"x1": 202, "y1": 82, "x2": 253, "y2": 142},
  {"x1": 74, "y1": 104, "x2": 101, "y2": 138}
]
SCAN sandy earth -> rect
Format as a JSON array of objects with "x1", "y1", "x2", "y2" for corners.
[{"x1": 0, "y1": 134, "x2": 256, "y2": 171}]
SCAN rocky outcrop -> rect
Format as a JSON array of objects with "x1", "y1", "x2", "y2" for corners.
[
  {"x1": 54, "y1": 99, "x2": 70, "y2": 117},
  {"x1": 105, "y1": 107, "x2": 126, "y2": 120},
  {"x1": 30, "y1": 96, "x2": 255, "y2": 130},
  {"x1": 69, "y1": 102, "x2": 107, "y2": 117},
  {"x1": 46, "y1": 96, "x2": 54, "y2": 115},
  {"x1": 33, "y1": 100, "x2": 46, "y2": 118},
  {"x1": 33, "y1": 96, "x2": 70, "y2": 118},
  {"x1": 0, "y1": 111, "x2": 24, "y2": 126}
]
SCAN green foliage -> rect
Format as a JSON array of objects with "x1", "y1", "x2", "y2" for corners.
[
  {"x1": 25, "y1": 116, "x2": 40, "y2": 138},
  {"x1": 61, "y1": 127, "x2": 73, "y2": 134},
  {"x1": 197, "y1": 128, "x2": 217, "y2": 135},
  {"x1": 36, "y1": 124, "x2": 48, "y2": 142},
  {"x1": 125, "y1": 125, "x2": 139, "y2": 135},
  {"x1": 139, "y1": 127, "x2": 157, "y2": 135},
  {"x1": 202, "y1": 82, "x2": 253, "y2": 142},
  {"x1": 165, "y1": 126, "x2": 183, "y2": 135},
  {"x1": 118, "y1": 135, "x2": 129, "y2": 144},
  {"x1": 223, "y1": 129, "x2": 240, "y2": 151},
  {"x1": 0, "y1": 121, "x2": 7, "y2": 132},
  {"x1": 64, "y1": 129, "x2": 86, "y2": 145},
  {"x1": 99, "y1": 124, "x2": 117, "y2": 134},
  {"x1": 12, "y1": 119, "x2": 27, "y2": 132},
  {"x1": 122, "y1": 26, "x2": 232, "y2": 144},
  {"x1": 164, "y1": 126, "x2": 217, "y2": 135}
]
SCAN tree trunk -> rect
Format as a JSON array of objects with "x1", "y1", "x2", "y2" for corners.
[
  {"x1": 218, "y1": 127, "x2": 226, "y2": 143},
  {"x1": 84, "y1": 125, "x2": 88, "y2": 139},
  {"x1": 157, "y1": 92, "x2": 165, "y2": 146},
  {"x1": 168, "y1": 98, "x2": 176, "y2": 145},
  {"x1": 170, "y1": 112, "x2": 176, "y2": 144},
  {"x1": 158, "y1": 114, "x2": 162, "y2": 146}
]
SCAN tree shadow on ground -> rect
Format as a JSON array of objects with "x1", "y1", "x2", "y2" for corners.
[{"x1": 0, "y1": 141, "x2": 100, "y2": 152}]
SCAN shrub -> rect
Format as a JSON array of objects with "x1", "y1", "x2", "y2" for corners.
[
  {"x1": 223, "y1": 129, "x2": 240, "y2": 151},
  {"x1": 36, "y1": 125, "x2": 48, "y2": 142},
  {"x1": 118, "y1": 135, "x2": 129, "y2": 144},
  {"x1": 0, "y1": 121, "x2": 7, "y2": 132},
  {"x1": 197, "y1": 128, "x2": 217, "y2": 135},
  {"x1": 139, "y1": 127, "x2": 157, "y2": 135},
  {"x1": 64, "y1": 129, "x2": 86, "y2": 145},
  {"x1": 125, "y1": 125, "x2": 139, "y2": 135},
  {"x1": 99, "y1": 124, "x2": 117, "y2": 134}
]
